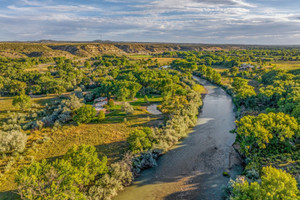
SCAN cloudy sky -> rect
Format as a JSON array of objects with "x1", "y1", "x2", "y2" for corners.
[{"x1": 0, "y1": 0, "x2": 300, "y2": 44}]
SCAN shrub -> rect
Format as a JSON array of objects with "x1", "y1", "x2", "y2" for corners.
[
  {"x1": 231, "y1": 166, "x2": 300, "y2": 199},
  {"x1": 108, "y1": 99, "x2": 114, "y2": 107},
  {"x1": 86, "y1": 156, "x2": 133, "y2": 200},
  {"x1": 73, "y1": 105, "x2": 96, "y2": 124},
  {"x1": 98, "y1": 110, "x2": 105, "y2": 121},
  {"x1": 234, "y1": 112, "x2": 299, "y2": 155},
  {"x1": 12, "y1": 94, "x2": 31, "y2": 110},
  {"x1": 122, "y1": 102, "x2": 134, "y2": 115},
  {"x1": 127, "y1": 128, "x2": 153, "y2": 153},
  {"x1": 16, "y1": 145, "x2": 108, "y2": 200},
  {"x1": 0, "y1": 130, "x2": 27, "y2": 153}
]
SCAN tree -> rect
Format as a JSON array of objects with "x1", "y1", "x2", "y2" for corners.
[
  {"x1": 234, "y1": 112, "x2": 299, "y2": 155},
  {"x1": 122, "y1": 102, "x2": 134, "y2": 115},
  {"x1": 12, "y1": 94, "x2": 31, "y2": 110},
  {"x1": 232, "y1": 166, "x2": 300, "y2": 200},
  {"x1": 73, "y1": 105, "x2": 96, "y2": 124},
  {"x1": 15, "y1": 145, "x2": 108, "y2": 200},
  {"x1": 0, "y1": 130, "x2": 27, "y2": 153},
  {"x1": 98, "y1": 110, "x2": 105, "y2": 121},
  {"x1": 127, "y1": 128, "x2": 153, "y2": 153},
  {"x1": 144, "y1": 95, "x2": 149, "y2": 104},
  {"x1": 84, "y1": 61, "x2": 91, "y2": 68},
  {"x1": 108, "y1": 99, "x2": 114, "y2": 107}
]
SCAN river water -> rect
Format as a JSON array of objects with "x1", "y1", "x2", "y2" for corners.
[{"x1": 114, "y1": 76, "x2": 242, "y2": 200}]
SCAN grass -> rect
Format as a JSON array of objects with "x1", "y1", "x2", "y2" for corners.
[
  {"x1": 127, "y1": 54, "x2": 152, "y2": 59},
  {"x1": 0, "y1": 97, "x2": 17, "y2": 121},
  {"x1": 270, "y1": 61, "x2": 300, "y2": 71},
  {"x1": 153, "y1": 57, "x2": 177, "y2": 65}
]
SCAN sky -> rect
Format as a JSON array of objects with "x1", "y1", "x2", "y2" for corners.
[{"x1": 0, "y1": 0, "x2": 300, "y2": 44}]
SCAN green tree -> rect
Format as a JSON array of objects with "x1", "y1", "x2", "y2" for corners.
[
  {"x1": 232, "y1": 166, "x2": 300, "y2": 200},
  {"x1": 84, "y1": 61, "x2": 91, "y2": 68},
  {"x1": 122, "y1": 102, "x2": 134, "y2": 115},
  {"x1": 108, "y1": 99, "x2": 114, "y2": 107},
  {"x1": 73, "y1": 105, "x2": 96, "y2": 124},
  {"x1": 12, "y1": 94, "x2": 31, "y2": 110},
  {"x1": 234, "y1": 112, "x2": 299, "y2": 155},
  {"x1": 15, "y1": 145, "x2": 108, "y2": 200},
  {"x1": 97, "y1": 110, "x2": 105, "y2": 121},
  {"x1": 127, "y1": 128, "x2": 153, "y2": 153}
]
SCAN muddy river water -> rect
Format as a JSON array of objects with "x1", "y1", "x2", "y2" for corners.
[{"x1": 114, "y1": 76, "x2": 242, "y2": 200}]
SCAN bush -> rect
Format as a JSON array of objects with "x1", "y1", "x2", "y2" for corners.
[
  {"x1": 122, "y1": 102, "x2": 134, "y2": 115},
  {"x1": 231, "y1": 166, "x2": 300, "y2": 199},
  {"x1": 108, "y1": 99, "x2": 114, "y2": 107},
  {"x1": 86, "y1": 156, "x2": 133, "y2": 200},
  {"x1": 98, "y1": 110, "x2": 105, "y2": 121},
  {"x1": 12, "y1": 94, "x2": 31, "y2": 110},
  {"x1": 127, "y1": 128, "x2": 153, "y2": 153},
  {"x1": 0, "y1": 130, "x2": 27, "y2": 153},
  {"x1": 234, "y1": 112, "x2": 299, "y2": 155},
  {"x1": 16, "y1": 145, "x2": 108, "y2": 200},
  {"x1": 73, "y1": 105, "x2": 96, "y2": 124}
]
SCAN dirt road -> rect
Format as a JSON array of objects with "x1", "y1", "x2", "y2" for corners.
[{"x1": 114, "y1": 77, "x2": 242, "y2": 200}]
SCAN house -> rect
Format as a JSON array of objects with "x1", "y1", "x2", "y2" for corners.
[
  {"x1": 239, "y1": 63, "x2": 255, "y2": 71},
  {"x1": 93, "y1": 97, "x2": 108, "y2": 111},
  {"x1": 159, "y1": 65, "x2": 171, "y2": 70}
]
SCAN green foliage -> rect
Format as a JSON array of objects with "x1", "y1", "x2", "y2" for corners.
[
  {"x1": 232, "y1": 77, "x2": 256, "y2": 107},
  {"x1": 235, "y1": 112, "x2": 299, "y2": 155},
  {"x1": 98, "y1": 110, "x2": 105, "y2": 121},
  {"x1": 122, "y1": 102, "x2": 134, "y2": 115},
  {"x1": 63, "y1": 145, "x2": 108, "y2": 185},
  {"x1": 73, "y1": 105, "x2": 96, "y2": 124},
  {"x1": 127, "y1": 128, "x2": 153, "y2": 153},
  {"x1": 86, "y1": 159, "x2": 133, "y2": 200},
  {"x1": 15, "y1": 145, "x2": 108, "y2": 200},
  {"x1": 12, "y1": 94, "x2": 31, "y2": 110},
  {"x1": 108, "y1": 99, "x2": 114, "y2": 107},
  {"x1": 84, "y1": 61, "x2": 91, "y2": 68},
  {"x1": 232, "y1": 166, "x2": 300, "y2": 200}
]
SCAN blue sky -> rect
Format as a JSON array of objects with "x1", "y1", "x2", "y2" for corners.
[{"x1": 0, "y1": 0, "x2": 300, "y2": 44}]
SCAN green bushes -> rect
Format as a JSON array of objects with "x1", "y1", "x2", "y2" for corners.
[
  {"x1": 15, "y1": 145, "x2": 108, "y2": 200},
  {"x1": 231, "y1": 166, "x2": 300, "y2": 199},
  {"x1": 234, "y1": 112, "x2": 299, "y2": 155},
  {"x1": 98, "y1": 110, "x2": 106, "y2": 121},
  {"x1": 86, "y1": 160, "x2": 133, "y2": 200},
  {"x1": 122, "y1": 102, "x2": 134, "y2": 115},
  {"x1": 127, "y1": 128, "x2": 154, "y2": 153},
  {"x1": 12, "y1": 94, "x2": 31, "y2": 110},
  {"x1": 73, "y1": 105, "x2": 96, "y2": 124}
]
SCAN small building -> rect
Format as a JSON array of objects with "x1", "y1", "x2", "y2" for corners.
[
  {"x1": 159, "y1": 65, "x2": 171, "y2": 70},
  {"x1": 239, "y1": 63, "x2": 255, "y2": 71},
  {"x1": 93, "y1": 97, "x2": 108, "y2": 111}
]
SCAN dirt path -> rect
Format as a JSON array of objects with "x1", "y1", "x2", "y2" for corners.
[{"x1": 114, "y1": 76, "x2": 242, "y2": 200}]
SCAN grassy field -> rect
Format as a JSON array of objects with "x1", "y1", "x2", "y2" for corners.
[{"x1": 271, "y1": 61, "x2": 300, "y2": 71}]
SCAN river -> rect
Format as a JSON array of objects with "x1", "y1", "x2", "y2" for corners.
[{"x1": 114, "y1": 76, "x2": 242, "y2": 200}]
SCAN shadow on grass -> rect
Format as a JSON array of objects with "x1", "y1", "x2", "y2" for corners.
[{"x1": 0, "y1": 191, "x2": 20, "y2": 200}]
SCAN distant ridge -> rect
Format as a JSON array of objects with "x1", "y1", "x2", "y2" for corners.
[{"x1": 0, "y1": 41, "x2": 299, "y2": 58}]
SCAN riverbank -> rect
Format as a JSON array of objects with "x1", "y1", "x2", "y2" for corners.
[{"x1": 114, "y1": 76, "x2": 243, "y2": 200}]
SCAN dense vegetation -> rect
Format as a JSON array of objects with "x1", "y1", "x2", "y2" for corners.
[
  {"x1": 0, "y1": 52, "x2": 204, "y2": 199},
  {"x1": 163, "y1": 49, "x2": 300, "y2": 199},
  {"x1": 1, "y1": 46, "x2": 300, "y2": 199}
]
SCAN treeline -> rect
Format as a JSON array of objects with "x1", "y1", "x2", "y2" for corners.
[{"x1": 156, "y1": 48, "x2": 300, "y2": 65}]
